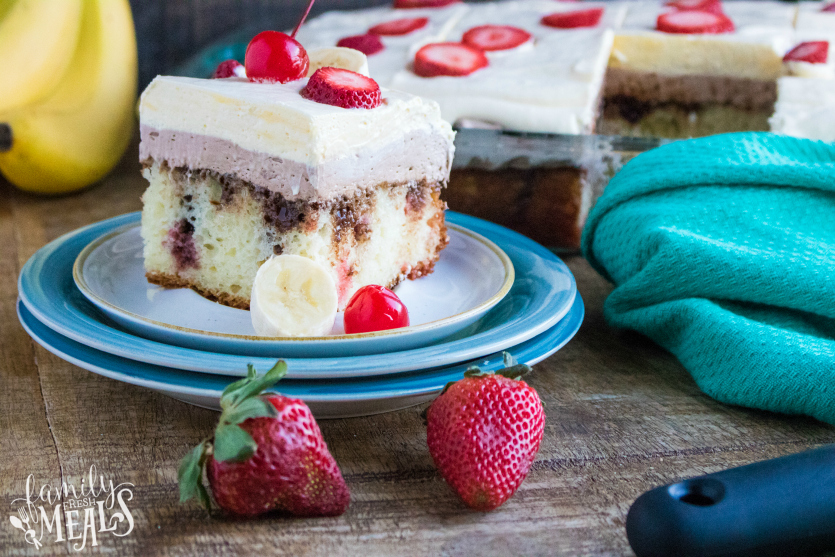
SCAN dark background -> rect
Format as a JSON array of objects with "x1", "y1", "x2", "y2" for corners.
[{"x1": 128, "y1": 0, "x2": 392, "y2": 89}]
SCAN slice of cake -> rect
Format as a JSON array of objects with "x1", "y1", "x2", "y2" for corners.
[
  {"x1": 601, "y1": 0, "x2": 797, "y2": 137},
  {"x1": 139, "y1": 75, "x2": 454, "y2": 310}
]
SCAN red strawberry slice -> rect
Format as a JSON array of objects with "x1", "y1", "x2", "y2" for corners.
[
  {"x1": 656, "y1": 10, "x2": 734, "y2": 34},
  {"x1": 666, "y1": 0, "x2": 724, "y2": 15},
  {"x1": 413, "y1": 42, "x2": 489, "y2": 77},
  {"x1": 462, "y1": 25, "x2": 532, "y2": 52},
  {"x1": 823, "y1": 3, "x2": 835, "y2": 12},
  {"x1": 211, "y1": 59, "x2": 245, "y2": 79},
  {"x1": 369, "y1": 17, "x2": 429, "y2": 36},
  {"x1": 336, "y1": 33, "x2": 385, "y2": 56},
  {"x1": 301, "y1": 67, "x2": 382, "y2": 109},
  {"x1": 394, "y1": 0, "x2": 460, "y2": 8},
  {"x1": 541, "y1": 8, "x2": 605, "y2": 29},
  {"x1": 783, "y1": 41, "x2": 829, "y2": 64}
]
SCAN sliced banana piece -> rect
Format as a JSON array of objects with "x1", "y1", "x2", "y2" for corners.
[
  {"x1": 307, "y1": 47, "x2": 370, "y2": 77},
  {"x1": 251, "y1": 255, "x2": 338, "y2": 338}
]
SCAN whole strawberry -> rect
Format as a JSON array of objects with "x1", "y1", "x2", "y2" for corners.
[
  {"x1": 426, "y1": 354, "x2": 544, "y2": 511},
  {"x1": 178, "y1": 361, "x2": 350, "y2": 517}
]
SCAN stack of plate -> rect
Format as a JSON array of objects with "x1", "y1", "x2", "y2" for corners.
[{"x1": 17, "y1": 211, "x2": 583, "y2": 418}]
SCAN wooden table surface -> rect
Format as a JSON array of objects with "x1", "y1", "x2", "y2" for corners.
[{"x1": 3, "y1": 139, "x2": 835, "y2": 556}]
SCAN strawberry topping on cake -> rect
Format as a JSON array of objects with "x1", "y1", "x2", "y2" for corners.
[
  {"x1": 462, "y1": 25, "x2": 532, "y2": 52},
  {"x1": 211, "y1": 59, "x2": 245, "y2": 79},
  {"x1": 783, "y1": 41, "x2": 829, "y2": 64},
  {"x1": 413, "y1": 42, "x2": 488, "y2": 77},
  {"x1": 301, "y1": 67, "x2": 383, "y2": 109},
  {"x1": 656, "y1": 10, "x2": 735, "y2": 34},
  {"x1": 666, "y1": 0, "x2": 725, "y2": 15},
  {"x1": 336, "y1": 33, "x2": 385, "y2": 55},
  {"x1": 393, "y1": 0, "x2": 460, "y2": 8},
  {"x1": 541, "y1": 8, "x2": 605, "y2": 29},
  {"x1": 369, "y1": 17, "x2": 429, "y2": 36}
]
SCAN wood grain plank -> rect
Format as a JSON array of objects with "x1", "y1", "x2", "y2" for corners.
[{"x1": 0, "y1": 178, "x2": 64, "y2": 556}]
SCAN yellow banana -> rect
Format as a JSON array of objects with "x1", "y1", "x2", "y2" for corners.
[
  {"x1": 0, "y1": 0, "x2": 84, "y2": 112},
  {"x1": 0, "y1": 0, "x2": 138, "y2": 195}
]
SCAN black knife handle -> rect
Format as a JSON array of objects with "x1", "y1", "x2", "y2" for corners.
[{"x1": 626, "y1": 445, "x2": 835, "y2": 557}]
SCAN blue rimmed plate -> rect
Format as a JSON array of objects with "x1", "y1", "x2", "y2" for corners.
[
  {"x1": 73, "y1": 219, "x2": 514, "y2": 356},
  {"x1": 19, "y1": 212, "x2": 577, "y2": 377},
  {"x1": 18, "y1": 294, "x2": 584, "y2": 418}
]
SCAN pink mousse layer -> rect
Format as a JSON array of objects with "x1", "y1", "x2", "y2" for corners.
[{"x1": 139, "y1": 125, "x2": 453, "y2": 202}]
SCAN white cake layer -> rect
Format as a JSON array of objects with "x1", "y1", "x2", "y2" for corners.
[{"x1": 770, "y1": 76, "x2": 835, "y2": 141}]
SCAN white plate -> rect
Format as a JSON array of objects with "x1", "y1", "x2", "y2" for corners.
[{"x1": 74, "y1": 220, "x2": 514, "y2": 357}]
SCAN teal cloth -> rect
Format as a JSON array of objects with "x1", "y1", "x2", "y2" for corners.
[{"x1": 581, "y1": 132, "x2": 835, "y2": 425}]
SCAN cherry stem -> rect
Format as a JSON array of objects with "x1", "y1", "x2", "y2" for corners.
[
  {"x1": 0, "y1": 124, "x2": 10, "y2": 153},
  {"x1": 291, "y1": 0, "x2": 316, "y2": 38}
]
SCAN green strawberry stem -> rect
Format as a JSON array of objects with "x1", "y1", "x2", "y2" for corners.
[
  {"x1": 441, "y1": 352, "x2": 531, "y2": 396},
  {"x1": 178, "y1": 360, "x2": 288, "y2": 511}
]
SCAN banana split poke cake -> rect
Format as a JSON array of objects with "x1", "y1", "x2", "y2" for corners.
[{"x1": 139, "y1": 51, "x2": 454, "y2": 310}]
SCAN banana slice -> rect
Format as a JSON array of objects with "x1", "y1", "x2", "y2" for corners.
[
  {"x1": 250, "y1": 255, "x2": 338, "y2": 338},
  {"x1": 307, "y1": 47, "x2": 370, "y2": 77}
]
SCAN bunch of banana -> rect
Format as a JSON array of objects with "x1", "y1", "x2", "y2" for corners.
[{"x1": 0, "y1": 0, "x2": 137, "y2": 195}]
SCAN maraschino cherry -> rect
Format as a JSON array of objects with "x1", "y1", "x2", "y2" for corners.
[
  {"x1": 344, "y1": 285, "x2": 409, "y2": 334},
  {"x1": 245, "y1": 0, "x2": 316, "y2": 83}
]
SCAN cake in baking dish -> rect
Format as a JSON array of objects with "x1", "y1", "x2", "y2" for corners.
[
  {"x1": 296, "y1": 0, "x2": 835, "y2": 138},
  {"x1": 294, "y1": 0, "x2": 835, "y2": 249},
  {"x1": 138, "y1": 75, "x2": 454, "y2": 309}
]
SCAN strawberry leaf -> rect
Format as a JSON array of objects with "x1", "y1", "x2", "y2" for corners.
[
  {"x1": 213, "y1": 424, "x2": 258, "y2": 462},
  {"x1": 223, "y1": 396, "x2": 277, "y2": 425},
  {"x1": 178, "y1": 440, "x2": 210, "y2": 508},
  {"x1": 496, "y1": 364, "x2": 531, "y2": 380}
]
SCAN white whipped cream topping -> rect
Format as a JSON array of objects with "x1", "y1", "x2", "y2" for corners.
[
  {"x1": 795, "y1": 1, "x2": 835, "y2": 33},
  {"x1": 770, "y1": 76, "x2": 835, "y2": 141},
  {"x1": 139, "y1": 75, "x2": 454, "y2": 168},
  {"x1": 784, "y1": 29, "x2": 835, "y2": 79},
  {"x1": 298, "y1": 0, "x2": 620, "y2": 134},
  {"x1": 389, "y1": 1, "x2": 621, "y2": 133},
  {"x1": 620, "y1": 0, "x2": 797, "y2": 31},
  {"x1": 294, "y1": 4, "x2": 467, "y2": 87},
  {"x1": 613, "y1": 1, "x2": 797, "y2": 79}
]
